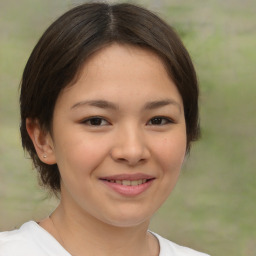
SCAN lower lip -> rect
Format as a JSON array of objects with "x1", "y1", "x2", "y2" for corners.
[{"x1": 101, "y1": 179, "x2": 154, "y2": 196}]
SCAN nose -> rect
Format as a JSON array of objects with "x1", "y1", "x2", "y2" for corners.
[{"x1": 110, "y1": 125, "x2": 150, "y2": 166}]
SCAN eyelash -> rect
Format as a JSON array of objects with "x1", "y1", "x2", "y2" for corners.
[
  {"x1": 147, "y1": 116, "x2": 174, "y2": 126},
  {"x1": 81, "y1": 116, "x2": 174, "y2": 126},
  {"x1": 81, "y1": 116, "x2": 110, "y2": 126}
]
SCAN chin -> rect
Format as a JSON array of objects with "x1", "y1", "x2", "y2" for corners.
[
  {"x1": 106, "y1": 218, "x2": 150, "y2": 228},
  {"x1": 99, "y1": 210, "x2": 152, "y2": 228}
]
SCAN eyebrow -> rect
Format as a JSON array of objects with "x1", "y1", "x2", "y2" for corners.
[
  {"x1": 71, "y1": 99, "x2": 181, "y2": 112},
  {"x1": 71, "y1": 100, "x2": 118, "y2": 110},
  {"x1": 143, "y1": 99, "x2": 181, "y2": 112}
]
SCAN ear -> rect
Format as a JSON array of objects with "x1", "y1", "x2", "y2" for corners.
[{"x1": 26, "y1": 118, "x2": 56, "y2": 165}]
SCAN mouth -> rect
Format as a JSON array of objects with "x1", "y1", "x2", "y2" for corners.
[
  {"x1": 100, "y1": 178, "x2": 153, "y2": 186},
  {"x1": 99, "y1": 174, "x2": 155, "y2": 196}
]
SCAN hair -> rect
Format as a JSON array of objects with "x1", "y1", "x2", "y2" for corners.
[{"x1": 20, "y1": 2, "x2": 200, "y2": 193}]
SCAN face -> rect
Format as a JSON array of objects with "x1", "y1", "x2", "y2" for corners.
[{"x1": 48, "y1": 43, "x2": 186, "y2": 227}]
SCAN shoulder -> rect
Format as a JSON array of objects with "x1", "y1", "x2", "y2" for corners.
[
  {"x1": 0, "y1": 222, "x2": 34, "y2": 256},
  {"x1": 151, "y1": 232, "x2": 210, "y2": 256},
  {"x1": 0, "y1": 221, "x2": 70, "y2": 256}
]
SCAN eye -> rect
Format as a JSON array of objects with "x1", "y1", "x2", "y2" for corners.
[
  {"x1": 147, "y1": 116, "x2": 173, "y2": 126},
  {"x1": 81, "y1": 117, "x2": 110, "y2": 126}
]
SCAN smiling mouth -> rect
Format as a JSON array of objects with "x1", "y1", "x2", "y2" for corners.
[
  {"x1": 99, "y1": 174, "x2": 155, "y2": 196},
  {"x1": 101, "y1": 179, "x2": 153, "y2": 186}
]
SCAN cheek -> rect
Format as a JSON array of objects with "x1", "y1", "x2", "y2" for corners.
[
  {"x1": 153, "y1": 132, "x2": 187, "y2": 171},
  {"x1": 55, "y1": 138, "x2": 110, "y2": 200},
  {"x1": 54, "y1": 134, "x2": 110, "y2": 179},
  {"x1": 147, "y1": 132, "x2": 187, "y2": 210}
]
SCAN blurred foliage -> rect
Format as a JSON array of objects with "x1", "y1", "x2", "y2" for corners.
[{"x1": 0, "y1": 0, "x2": 255, "y2": 255}]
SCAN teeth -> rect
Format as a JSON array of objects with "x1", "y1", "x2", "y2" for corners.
[
  {"x1": 131, "y1": 180, "x2": 138, "y2": 186},
  {"x1": 122, "y1": 180, "x2": 131, "y2": 186},
  {"x1": 107, "y1": 179, "x2": 149, "y2": 186}
]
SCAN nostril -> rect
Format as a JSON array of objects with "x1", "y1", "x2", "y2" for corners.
[
  {"x1": 119, "y1": 157, "x2": 147, "y2": 166},
  {"x1": 117, "y1": 158, "x2": 126, "y2": 162}
]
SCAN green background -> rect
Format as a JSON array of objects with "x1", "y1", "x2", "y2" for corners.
[{"x1": 0, "y1": 0, "x2": 255, "y2": 255}]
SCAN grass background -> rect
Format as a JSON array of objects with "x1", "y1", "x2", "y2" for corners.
[{"x1": 0, "y1": 0, "x2": 255, "y2": 255}]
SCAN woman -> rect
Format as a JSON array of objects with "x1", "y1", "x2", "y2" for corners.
[{"x1": 0, "y1": 2, "x2": 209, "y2": 256}]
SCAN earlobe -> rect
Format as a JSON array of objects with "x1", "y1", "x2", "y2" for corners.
[{"x1": 26, "y1": 118, "x2": 56, "y2": 165}]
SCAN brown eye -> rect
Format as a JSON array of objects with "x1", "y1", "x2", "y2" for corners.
[
  {"x1": 148, "y1": 117, "x2": 172, "y2": 126},
  {"x1": 82, "y1": 117, "x2": 109, "y2": 126}
]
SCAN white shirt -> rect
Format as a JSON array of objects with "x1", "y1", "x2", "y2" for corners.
[{"x1": 0, "y1": 221, "x2": 210, "y2": 256}]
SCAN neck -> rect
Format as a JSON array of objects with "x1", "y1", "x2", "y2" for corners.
[{"x1": 48, "y1": 202, "x2": 158, "y2": 256}]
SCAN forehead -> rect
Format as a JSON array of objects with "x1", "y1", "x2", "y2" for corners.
[
  {"x1": 81, "y1": 43, "x2": 168, "y2": 79},
  {"x1": 57, "y1": 43, "x2": 182, "y2": 109}
]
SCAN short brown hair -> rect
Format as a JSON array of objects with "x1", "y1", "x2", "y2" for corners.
[{"x1": 20, "y1": 2, "x2": 200, "y2": 193}]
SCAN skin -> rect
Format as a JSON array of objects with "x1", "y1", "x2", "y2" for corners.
[{"x1": 27, "y1": 43, "x2": 187, "y2": 256}]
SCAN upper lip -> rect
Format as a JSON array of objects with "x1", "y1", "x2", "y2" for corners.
[{"x1": 99, "y1": 173, "x2": 155, "y2": 181}]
